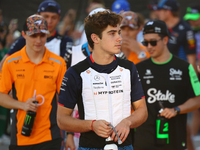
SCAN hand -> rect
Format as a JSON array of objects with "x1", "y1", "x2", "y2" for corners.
[
  {"x1": 160, "y1": 108, "x2": 177, "y2": 119},
  {"x1": 121, "y1": 38, "x2": 141, "y2": 54},
  {"x1": 92, "y1": 120, "x2": 112, "y2": 138},
  {"x1": 110, "y1": 119, "x2": 131, "y2": 143},
  {"x1": 65, "y1": 134, "x2": 76, "y2": 150},
  {"x1": 23, "y1": 98, "x2": 38, "y2": 112}
]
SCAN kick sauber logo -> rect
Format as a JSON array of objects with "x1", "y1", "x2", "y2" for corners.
[
  {"x1": 147, "y1": 88, "x2": 175, "y2": 103},
  {"x1": 169, "y1": 68, "x2": 182, "y2": 80}
]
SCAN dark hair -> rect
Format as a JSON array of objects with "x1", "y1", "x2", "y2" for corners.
[
  {"x1": 136, "y1": 13, "x2": 145, "y2": 27},
  {"x1": 84, "y1": 11, "x2": 122, "y2": 49}
]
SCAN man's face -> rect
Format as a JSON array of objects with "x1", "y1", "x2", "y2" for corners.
[
  {"x1": 120, "y1": 26, "x2": 138, "y2": 39},
  {"x1": 39, "y1": 12, "x2": 60, "y2": 33},
  {"x1": 98, "y1": 24, "x2": 122, "y2": 55},
  {"x1": 24, "y1": 32, "x2": 47, "y2": 53},
  {"x1": 188, "y1": 18, "x2": 200, "y2": 28},
  {"x1": 143, "y1": 33, "x2": 165, "y2": 58},
  {"x1": 156, "y1": 9, "x2": 168, "y2": 21}
]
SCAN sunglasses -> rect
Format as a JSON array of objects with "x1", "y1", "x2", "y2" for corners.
[{"x1": 142, "y1": 39, "x2": 162, "y2": 46}]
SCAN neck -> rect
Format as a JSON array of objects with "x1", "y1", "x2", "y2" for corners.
[
  {"x1": 91, "y1": 49, "x2": 115, "y2": 65},
  {"x1": 48, "y1": 30, "x2": 56, "y2": 38},
  {"x1": 165, "y1": 16, "x2": 180, "y2": 29},
  {"x1": 152, "y1": 47, "x2": 171, "y2": 64},
  {"x1": 25, "y1": 47, "x2": 45, "y2": 64}
]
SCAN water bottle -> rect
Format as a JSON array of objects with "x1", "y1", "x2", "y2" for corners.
[
  {"x1": 104, "y1": 124, "x2": 122, "y2": 150},
  {"x1": 104, "y1": 137, "x2": 118, "y2": 150},
  {"x1": 156, "y1": 103, "x2": 169, "y2": 145},
  {"x1": 21, "y1": 101, "x2": 38, "y2": 136}
]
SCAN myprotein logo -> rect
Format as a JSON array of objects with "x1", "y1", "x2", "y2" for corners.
[
  {"x1": 94, "y1": 90, "x2": 123, "y2": 95},
  {"x1": 147, "y1": 88, "x2": 175, "y2": 103}
]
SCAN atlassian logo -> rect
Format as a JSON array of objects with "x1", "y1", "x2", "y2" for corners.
[{"x1": 147, "y1": 88, "x2": 175, "y2": 103}]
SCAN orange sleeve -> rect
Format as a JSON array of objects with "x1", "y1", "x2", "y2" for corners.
[
  {"x1": 56, "y1": 58, "x2": 67, "y2": 94},
  {"x1": 0, "y1": 60, "x2": 14, "y2": 94}
]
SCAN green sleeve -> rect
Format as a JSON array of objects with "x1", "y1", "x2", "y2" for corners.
[{"x1": 189, "y1": 64, "x2": 200, "y2": 96}]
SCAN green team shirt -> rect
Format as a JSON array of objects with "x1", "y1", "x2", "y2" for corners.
[{"x1": 134, "y1": 54, "x2": 200, "y2": 150}]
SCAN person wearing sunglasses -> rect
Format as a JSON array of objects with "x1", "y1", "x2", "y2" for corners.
[{"x1": 134, "y1": 19, "x2": 200, "y2": 150}]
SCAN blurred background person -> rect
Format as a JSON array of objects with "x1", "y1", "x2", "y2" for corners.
[
  {"x1": 147, "y1": 0, "x2": 159, "y2": 20},
  {"x1": 184, "y1": 3, "x2": 200, "y2": 143},
  {"x1": 72, "y1": 0, "x2": 105, "y2": 45},
  {"x1": 58, "y1": 9, "x2": 76, "y2": 37},
  {"x1": 120, "y1": 11, "x2": 150, "y2": 64},
  {"x1": 111, "y1": 0, "x2": 130, "y2": 14},
  {"x1": 156, "y1": 0, "x2": 197, "y2": 73}
]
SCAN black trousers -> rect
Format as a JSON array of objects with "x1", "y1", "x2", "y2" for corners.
[{"x1": 9, "y1": 138, "x2": 62, "y2": 150}]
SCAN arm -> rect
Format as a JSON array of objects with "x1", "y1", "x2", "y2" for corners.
[
  {"x1": 160, "y1": 95, "x2": 200, "y2": 119},
  {"x1": 187, "y1": 54, "x2": 198, "y2": 75},
  {"x1": 57, "y1": 105, "x2": 112, "y2": 137},
  {"x1": 111, "y1": 98, "x2": 147, "y2": 142},
  {"x1": 0, "y1": 54, "x2": 8, "y2": 72},
  {"x1": 65, "y1": 133, "x2": 76, "y2": 150},
  {"x1": 0, "y1": 92, "x2": 38, "y2": 112}
]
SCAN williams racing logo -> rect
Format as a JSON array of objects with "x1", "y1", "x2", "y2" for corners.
[{"x1": 94, "y1": 90, "x2": 123, "y2": 95}]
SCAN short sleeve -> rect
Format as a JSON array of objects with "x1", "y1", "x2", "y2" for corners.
[
  {"x1": 56, "y1": 58, "x2": 67, "y2": 94},
  {"x1": 131, "y1": 63, "x2": 145, "y2": 102},
  {"x1": 58, "y1": 67, "x2": 81, "y2": 109},
  {"x1": 0, "y1": 60, "x2": 13, "y2": 93}
]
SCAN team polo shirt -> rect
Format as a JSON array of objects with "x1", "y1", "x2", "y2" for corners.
[
  {"x1": 134, "y1": 55, "x2": 200, "y2": 150},
  {"x1": 127, "y1": 42, "x2": 150, "y2": 64},
  {"x1": 58, "y1": 55, "x2": 144, "y2": 149},
  {"x1": 0, "y1": 46, "x2": 66, "y2": 146},
  {"x1": 167, "y1": 19, "x2": 196, "y2": 60}
]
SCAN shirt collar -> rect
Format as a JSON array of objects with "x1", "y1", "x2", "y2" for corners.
[{"x1": 21, "y1": 46, "x2": 50, "y2": 64}]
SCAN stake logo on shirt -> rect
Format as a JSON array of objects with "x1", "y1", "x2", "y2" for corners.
[{"x1": 147, "y1": 88, "x2": 175, "y2": 104}]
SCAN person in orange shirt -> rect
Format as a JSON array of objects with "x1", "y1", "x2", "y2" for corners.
[
  {"x1": 0, "y1": 15, "x2": 66, "y2": 150},
  {"x1": 120, "y1": 11, "x2": 150, "y2": 64}
]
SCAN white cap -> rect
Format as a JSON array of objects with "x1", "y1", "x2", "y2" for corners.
[{"x1": 88, "y1": 8, "x2": 109, "y2": 16}]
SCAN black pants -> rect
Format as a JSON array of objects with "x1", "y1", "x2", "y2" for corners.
[{"x1": 9, "y1": 138, "x2": 62, "y2": 150}]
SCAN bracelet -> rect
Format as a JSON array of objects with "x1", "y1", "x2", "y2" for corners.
[{"x1": 91, "y1": 120, "x2": 96, "y2": 131}]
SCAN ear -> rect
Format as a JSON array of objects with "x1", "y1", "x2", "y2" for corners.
[
  {"x1": 163, "y1": 36, "x2": 169, "y2": 45},
  {"x1": 91, "y1": 33, "x2": 100, "y2": 44},
  {"x1": 21, "y1": 31, "x2": 26, "y2": 39}
]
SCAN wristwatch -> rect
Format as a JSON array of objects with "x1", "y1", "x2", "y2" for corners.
[
  {"x1": 138, "y1": 51, "x2": 147, "y2": 59},
  {"x1": 174, "y1": 106, "x2": 180, "y2": 115}
]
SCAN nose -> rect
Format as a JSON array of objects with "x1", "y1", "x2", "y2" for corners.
[
  {"x1": 35, "y1": 35, "x2": 42, "y2": 43},
  {"x1": 117, "y1": 34, "x2": 122, "y2": 43}
]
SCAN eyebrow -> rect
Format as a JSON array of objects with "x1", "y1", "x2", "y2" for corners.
[{"x1": 107, "y1": 29, "x2": 121, "y2": 33}]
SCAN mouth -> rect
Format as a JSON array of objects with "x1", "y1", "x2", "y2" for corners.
[{"x1": 115, "y1": 44, "x2": 121, "y2": 49}]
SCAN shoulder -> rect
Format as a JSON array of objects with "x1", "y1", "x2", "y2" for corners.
[
  {"x1": 72, "y1": 58, "x2": 90, "y2": 75},
  {"x1": 179, "y1": 20, "x2": 193, "y2": 31},
  {"x1": 48, "y1": 50, "x2": 66, "y2": 65},
  {"x1": 5, "y1": 50, "x2": 22, "y2": 64},
  {"x1": 59, "y1": 34, "x2": 73, "y2": 43},
  {"x1": 172, "y1": 55, "x2": 190, "y2": 66},
  {"x1": 117, "y1": 57, "x2": 135, "y2": 70},
  {"x1": 136, "y1": 58, "x2": 151, "y2": 68}
]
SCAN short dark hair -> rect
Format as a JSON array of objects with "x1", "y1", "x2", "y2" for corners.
[{"x1": 84, "y1": 11, "x2": 122, "y2": 49}]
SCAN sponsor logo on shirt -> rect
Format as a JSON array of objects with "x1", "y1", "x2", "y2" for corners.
[
  {"x1": 17, "y1": 74, "x2": 25, "y2": 79},
  {"x1": 143, "y1": 69, "x2": 154, "y2": 84},
  {"x1": 147, "y1": 88, "x2": 175, "y2": 103},
  {"x1": 44, "y1": 75, "x2": 53, "y2": 79},
  {"x1": 169, "y1": 68, "x2": 182, "y2": 80},
  {"x1": 94, "y1": 90, "x2": 123, "y2": 95}
]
